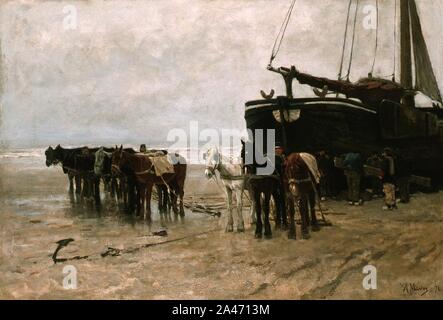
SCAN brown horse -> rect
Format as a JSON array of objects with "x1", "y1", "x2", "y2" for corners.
[
  {"x1": 111, "y1": 146, "x2": 186, "y2": 221},
  {"x1": 284, "y1": 153, "x2": 320, "y2": 240}
]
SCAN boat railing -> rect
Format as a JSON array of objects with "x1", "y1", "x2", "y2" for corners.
[{"x1": 245, "y1": 96, "x2": 377, "y2": 116}]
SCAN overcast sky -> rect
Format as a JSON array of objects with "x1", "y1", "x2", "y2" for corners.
[{"x1": 0, "y1": 0, "x2": 441, "y2": 148}]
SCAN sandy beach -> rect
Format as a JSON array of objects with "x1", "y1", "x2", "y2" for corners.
[{"x1": 0, "y1": 149, "x2": 442, "y2": 299}]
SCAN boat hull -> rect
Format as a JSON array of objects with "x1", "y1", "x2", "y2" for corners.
[{"x1": 245, "y1": 97, "x2": 443, "y2": 187}]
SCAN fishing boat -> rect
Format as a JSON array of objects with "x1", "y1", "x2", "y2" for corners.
[{"x1": 244, "y1": 0, "x2": 443, "y2": 187}]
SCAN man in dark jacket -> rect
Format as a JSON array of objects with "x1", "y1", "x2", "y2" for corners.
[
  {"x1": 396, "y1": 154, "x2": 412, "y2": 204},
  {"x1": 343, "y1": 152, "x2": 363, "y2": 206},
  {"x1": 317, "y1": 150, "x2": 336, "y2": 200},
  {"x1": 380, "y1": 148, "x2": 398, "y2": 210},
  {"x1": 366, "y1": 153, "x2": 384, "y2": 197}
]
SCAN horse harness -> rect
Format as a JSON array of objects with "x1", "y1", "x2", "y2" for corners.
[{"x1": 288, "y1": 177, "x2": 312, "y2": 185}]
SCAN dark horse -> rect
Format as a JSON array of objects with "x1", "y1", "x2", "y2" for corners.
[
  {"x1": 284, "y1": 153, "x2": 320, "y2": 240},
  {"x1": 45, "y1": 145, "x2": 83, "y2": 194},
  {"x1": 247, "y1": 173, "x2": 286, "y2": 239},
  {"x1": 242, "y1": 147, "x2": 287, "y2": 239},
  {"x1": 94, "y1": 146, "x2": 139, "y2": 211},
  {"x1": 45, "y1": 145, "x2": 104, "y2": 202},
  {"x1": 111, "y1": 146, "x2": 187, "y2": 221}
]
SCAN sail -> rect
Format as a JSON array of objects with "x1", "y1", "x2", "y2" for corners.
[{"x1": 409, "y1": 0, "x2": 442, "y2": 103}]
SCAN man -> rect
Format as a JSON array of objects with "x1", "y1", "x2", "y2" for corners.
[
  {"x1": 317, "y1": 150, "x2": 335, "y2": 200},
  {"x1": 396, "y1": 154, "x2": 412, "y2": 204},
  {"x1": 366, "y1": 152, "x2": 384, "y2": 198},
  {"x1": 380, "y1": 148, "x2": 398, "y2": 210},
  {"x1": 139, "y1": 144, "x2": 147, "y2": 153},
  {"x1": 343, "y1": 152, "x2": 363, "y2": 206}
]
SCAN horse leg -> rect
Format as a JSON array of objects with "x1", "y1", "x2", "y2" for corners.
[
  {"x1": 254, "y1": 189, "x2": 263, "y2": 239},
  {"x1": 87, "y1": 177, "x2": 93, "y2": 201},
  {"x1": 263, "y1": 191, "x2": 272, "y2": 239},
  {"x1": 178, "y1": 187, "x2": 185, "y2": 217},
  {"x1": 273, "y1": 191, "x2": 282, "y2": 230},
  {"x1": 145, "y1": 184, "x2": 153, "y2": 222},
  {"x1": 170, "y1": 186, "x2": 179, "y2": 216},
  {"x1": 165, "y1": 189, "x2": 172, "y2": 221},
  {"x1": 137, "y1": 184, "x2": 145, "y2": 217},
  {"x1": 310, "y1": 190, "x2": 320, "y2": 231},
  {"x1": 80, "y1": 176, "x2": 86, "y2": 200},
  {"x1": 119, "y1": 178, "x2": 126, "y2": 207},
  {"x1": 87, "y1": 177, "x2": 94, "y2": 203},
  {"x1": 287, "y1": 195, "x2": 296, "y2": 240},
  {"x1": 118, "y1": 178, "x2": 124, "y2": 206},
  {"x1": 94, "y1": 176, "x2": 101, "y2": 206},
  {"x1": 280, "y1": 189, "x2": 288, "y2": 230},
  {"x1": 171, "y1": 180, "x2": 184, "y2": 217},
  {"x1": 75, "y1": 175, "x2": 82, "y2": 195},
  {"x1": 166, "y1": 189, "x2": 172, "y2": 214},
  {"x1": 247, "y1": 188, "x2": 256, "y2": 225},
  {"x1": 110, "y1": 177, "x2": 117, "y2": 199},
  {"x1": 299, "y1": 195, "x2": 310, "y2": 239},
  {"x1": 102, "y1": 176, "x2": 109, "y2": 192},
  {"x1": 68, "y1": 174, "x2": 74, "y2": 194},
  {"x1": 156, "y1": 185, "x2": 164, "y2": 214},
  {"x1": 235, "y1": 188, "x2": 245, "y2": 232},
  {"x1": 225, "y1": 187, "x2": 234, "y2": 232},
  {"x1": 128, "y1": 179, "x2": 136, "y2": 214}
]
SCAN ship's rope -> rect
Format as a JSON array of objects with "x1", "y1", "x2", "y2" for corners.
[
  {"x1": 338, "y1": 0, "x2": 353, "y2": 82},
  {"x1": 392, "y1": 0, "x2": 397, "y2": 81},
  {"x1": 370, "y1": 0, "x2": 379, "y2": 75},
  {"x1": 345, "y1": 0, "x2": 360, "y2": 81},
  {"x1": 269, "y1": 0, "x2": 297, "y2": 65}
]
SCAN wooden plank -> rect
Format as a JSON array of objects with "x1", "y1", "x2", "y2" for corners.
[{"x1": 410, "y1": 175, "x2": 432, "y2": 188}]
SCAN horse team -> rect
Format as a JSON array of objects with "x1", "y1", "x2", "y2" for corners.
[
  {"x1": 45, "y1": 145, "x2": 186, "y2": 221},
  {"x1": 46, "y1": 144, "x2": 323, "y2": 241}
]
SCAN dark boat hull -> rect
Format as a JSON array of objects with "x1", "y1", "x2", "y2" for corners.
[{"x1": 245, "y1": 97, "x2": 443, "y2": 187}]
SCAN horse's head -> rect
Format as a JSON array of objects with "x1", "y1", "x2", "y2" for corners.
[
  {"x1": 94, "y1": 147, "x2": 112, "y2": 176},
  {"x1": 45, "y1": 144, "x2": 62, "y2": 166},
  {"x1": 284, "y1": 153, "x2": 305, "y2": 197},
  {"x1": 204, "y1": 147, "x2": 220, "y2": 179},
  {"x1": 111, "y1": 145, "x2": 125, "y2": 175},
  {"x1": 45, "y1": 146, "x2": 55, "y2": 167}
]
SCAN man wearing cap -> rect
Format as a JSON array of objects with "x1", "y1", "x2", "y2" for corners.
[
  {"x1": 380, "y1": 148, "x2": 398, "y2": 210},
  {"x1": 342, "y1": 152, "x2": 363, "y2": 206}
]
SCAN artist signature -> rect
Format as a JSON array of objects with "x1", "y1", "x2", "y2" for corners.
[{"x1": 400, "y1": 282, "x2": 441, "y2": 296}]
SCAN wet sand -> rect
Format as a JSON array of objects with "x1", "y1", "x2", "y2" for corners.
[{"x1": 0, "y1": 150, "x2": 442, "y2": 299}]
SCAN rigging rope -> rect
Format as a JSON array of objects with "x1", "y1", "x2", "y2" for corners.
[
  {"x1": 269, "y1": 0, "x2": 297, "y2": 65},
  {"x1": 338, "y1": 0, "x2": 353, "y2": 81},
  {"x1": 370, "y1": 0, "x2": 379, "y2": 75},
  {"x1": 345, "y1": 0, "x2": 360, "y2": 81},
  {"x1": 393, "y1": 0, "x2": 397, "y2": 81}
]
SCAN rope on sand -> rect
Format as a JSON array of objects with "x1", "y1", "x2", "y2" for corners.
[{"x1": 51, "y1": 228, "x2": 221, "y2": 264}]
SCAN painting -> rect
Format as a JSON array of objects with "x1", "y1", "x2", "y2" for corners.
[{"x1": 0, "y1": 0, "x2": 442, "y2": 302}]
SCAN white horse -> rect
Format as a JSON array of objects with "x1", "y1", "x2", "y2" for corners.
[{"x1": 204, "y1": 147, "x2": 254, "y2": 233}]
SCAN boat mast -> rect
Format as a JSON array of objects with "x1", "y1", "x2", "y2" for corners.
[
  {"x1": 400, "y1": 0, "x2": 415, "y2": 107},
  {"x1": 0, "y1": 33, "x2": 3, "y2": 145}
]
